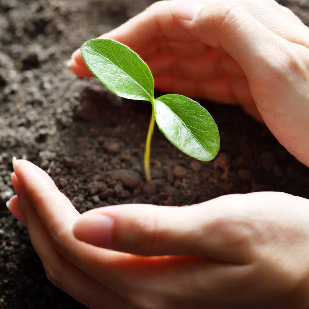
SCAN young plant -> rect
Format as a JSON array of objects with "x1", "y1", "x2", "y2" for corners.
[{"x1": 81, "y1": 39, "x2": 220, "y2": 181}]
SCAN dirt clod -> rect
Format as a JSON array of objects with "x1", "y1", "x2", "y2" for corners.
[
  {"x1": 173, "y1": 165, "x2": 187, "y2": 178},
  {"x1": 63, "y1": 157, "x2": 79, "y2": 168},
  {"x1": 99, "y1": 188, "x2": 115, "y2": 200},
  {"x1": 104, "y1": 140, "x2": 121, "y2": 154},
  {"x1": 87, "y1": 181, "x2": 108, "y2": 195},
  {"x1": 106, "y1": 169, "x2": 143, "y2": 189}
]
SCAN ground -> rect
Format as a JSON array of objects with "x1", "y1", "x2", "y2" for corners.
[{"x1": 1, "y1": 0, "x2": 309, "y2": 308}]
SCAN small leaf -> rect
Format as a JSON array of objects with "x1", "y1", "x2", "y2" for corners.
[
  {"x1": 81, "y1": 39, "x2": 154, "y2": 102},
  {"x1": 154, "y1": 94, "x2": 220, "y2": 161}
]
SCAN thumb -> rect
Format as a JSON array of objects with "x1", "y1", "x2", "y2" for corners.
[{"x1": 73, "y1": 198, "x2": 253, "y2": 263}]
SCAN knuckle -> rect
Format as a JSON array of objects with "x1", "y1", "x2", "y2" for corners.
[
  {"x1": 267, "y1": 45, "x2": 309, "y2": 83},
  {"x1": 42, "y1": 255, "x2": 63, "y2": 289},
  {"x1": 128, "y1": 209, "x2": 161, "y2": 256},
  {"x1": 48, "y1": 220, "x2": 71, "y2": 256},
  {"x1": 145, "y1": 211, "x2": 161, "y2": 255},
  {"x1": 283, "y1": 47, "x2": 309, "y2": 75},
  {"x1": 214, "y1": 1, "x2": 245, "y2": 25},
  {"x1": 33, "y1": 189, "x2": 72, "y2": 256},
  {"x1": 219, "y1": 2, "x2": 248, "y2": 31},
  {"x1": 208, "y1": 198, "x2": 255, "y2": 249},
  {"x1": 198, "y1": 1, "x2": 247, "y2": 47},
  {"x1": 212, "y1": 218, "x2": 252, "y2": 249}
]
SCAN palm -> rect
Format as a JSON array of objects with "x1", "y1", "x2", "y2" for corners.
[{"x1": 141, "y1": 41, "x2": 259, "y2": 119}]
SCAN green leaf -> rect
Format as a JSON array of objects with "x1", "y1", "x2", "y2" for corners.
[
  {"x1": 81, "y1": 39, "x2": 154, "y2": 102},
  {"x1": 154, "y1": 94, "x2": 220, "y2": 161}
]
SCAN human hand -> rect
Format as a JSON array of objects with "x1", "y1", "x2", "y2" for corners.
[
  {"x1": 7, "y1": 159, "x2": 309, "y2": 308},
  {"x1": 69, "y1": 0, "x2": 309, "y2": 167}
]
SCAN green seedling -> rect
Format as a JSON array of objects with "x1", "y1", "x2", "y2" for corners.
[{"x1": 81, "y1": 39, "x2": 220, "y2": 182}]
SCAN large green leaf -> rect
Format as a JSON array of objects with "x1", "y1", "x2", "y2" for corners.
[
  {"x1": 81, "y1": 39, "x2": 154, "y2": 102},
  {"x1": 154, "y1": 94, "x2": 220, "y2": 161}
]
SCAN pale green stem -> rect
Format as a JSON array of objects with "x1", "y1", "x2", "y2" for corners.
[{"x1": 144, "y1": 105, "x2": 155, "y2": 182}]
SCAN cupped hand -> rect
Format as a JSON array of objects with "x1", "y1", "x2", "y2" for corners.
[
  {"x1": 69, "y1": 0, "x2": 309, "y2": 167},
  {"x1": 7, "y1": 159, "x2": 309, "y2": 308}
]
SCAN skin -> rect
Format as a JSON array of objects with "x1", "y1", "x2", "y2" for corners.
[{"x1": 7, "y1": 0, "x2": 309, "y2": 308}]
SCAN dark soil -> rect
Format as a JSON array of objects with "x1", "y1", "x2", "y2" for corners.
[{"x1": 1, "y1": 0, "x2": 309, "y2": 308}]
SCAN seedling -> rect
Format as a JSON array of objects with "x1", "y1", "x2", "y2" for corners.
[{"x1": 81, "y1": 39, "x2": 220, "y2": 181}]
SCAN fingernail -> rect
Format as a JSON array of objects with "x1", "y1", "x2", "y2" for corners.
[
  {"x1": 171, "y1": 1, "x2": 205, "y2": 21},
  {"x1": 6, "y1": 196, "x2": 27, "y2": 227},
  {"x1": 73, "y1": 214, "x2": 114, "y2": 247},
  {"x1": 72, "y1": 49, "x2": 80, "y2": 58},
  {"x1": 12, "y1": 156, "x2": 19, "y2": 174},
  {"x1": 6, "y1": 198, "x2": 12, "y2": 209},
  {"x1": 66, "y1": 59, "x2": 73, "y2": 67}
]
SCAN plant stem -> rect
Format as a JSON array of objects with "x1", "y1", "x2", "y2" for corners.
[{"x1": 144, "y1": 104, "x2": 155, "y2": 182}]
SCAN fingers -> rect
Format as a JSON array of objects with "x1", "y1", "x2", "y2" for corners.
[
  {"x1": 6, "y1": 194, "x2": 26, "y2": 227},
  {"x1": 10, "y1": 174, "x2": 125, "y2": 308},
  {"x1": 101, "y1": 1, "x2": 196, "y2": 53},
  {"x1": 69, "y1": 1, "x2": 198, "y2": 77},
  {"x1": 154, "y1": 75, "x2": 238, "y2": 104},
  {"x1": 10, "y1": 159, "x2": 137, "y2": 297},
  {"x1": 69, "y1": 58, "x2": 94, "y2": 78},
  {"x1": 11, "y1": 159, "x2": 89, "y2": 262},
  {"x1": 140, "y1": 41, "x2": 210, "y2": 62},
  {"x1": 70, "y1": 41, "x2": 209, "y2": 78},
  {"x1": 148, "y1": 50, "x2": 225, "y2": 81},
  {"x1": 13, "y1": 159, "x2": 80, "y2": 233},
  {"x1": 73, "y1": 194, "x2": 265, "y2": 263},
  {"x1": 171, "y1": 1, "x2": 285, "y2": 77},
  {"x1": 72, "y1": 191, "x2": 309, "y2": 270}
]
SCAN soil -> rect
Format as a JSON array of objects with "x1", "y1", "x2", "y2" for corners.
[{"x1": 1, "y1": 0, "x2": 309, "y2": 308}]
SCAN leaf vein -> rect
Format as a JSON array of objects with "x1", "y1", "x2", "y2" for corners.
[{"x1": 91, "y1": 49, "x2": 152, "y2": 101}]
